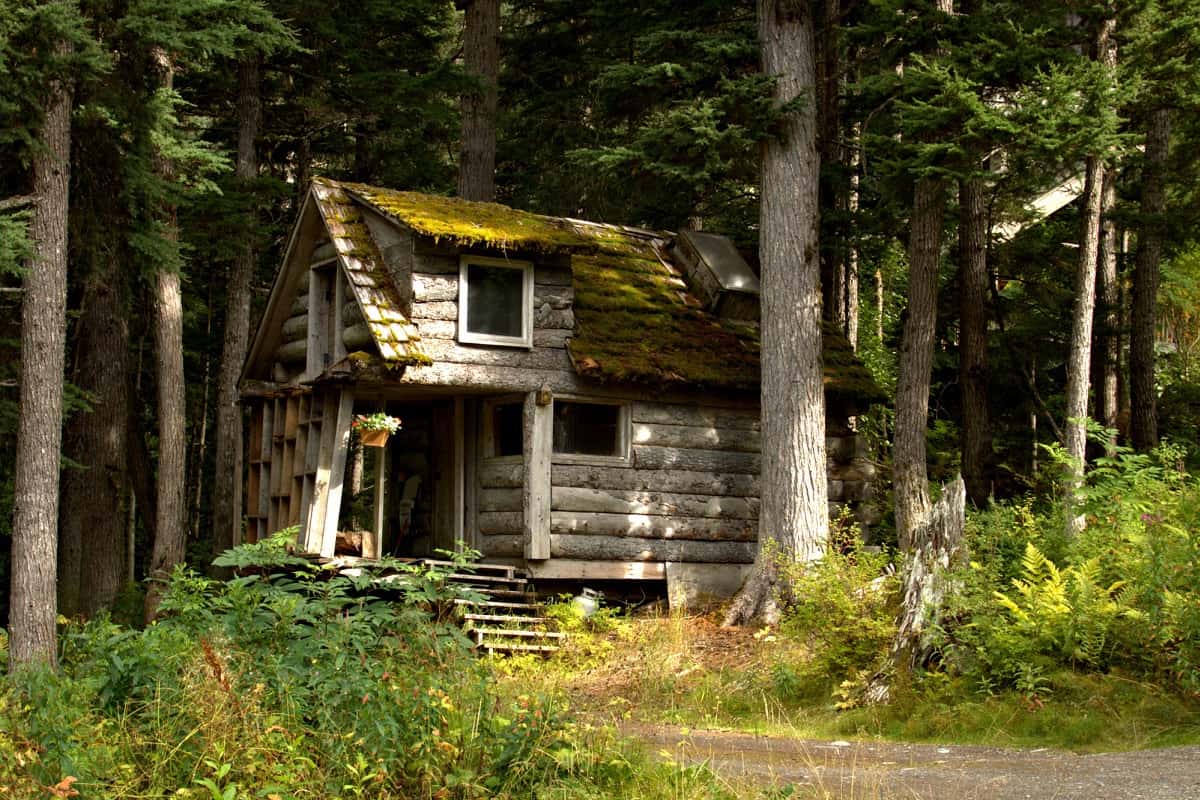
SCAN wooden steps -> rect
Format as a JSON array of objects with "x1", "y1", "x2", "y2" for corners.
[{"x1": 426, "y1": 559, "x2": 564, "y2": 656}]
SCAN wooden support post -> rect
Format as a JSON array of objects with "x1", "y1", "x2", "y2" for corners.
[
  {"x1": 453, "y1": 396, "x2": 466, "y2": 553},
  {"x1": 464, "y1": 399, "x2": 479, "y2": 552},
  {"x1": 365, "y1": 445, "x2": 385, "y2": 559},
  {"x1": 319, "y1": 390, "x2": 355, "y2": 557},
  {"x1": 523, "y1": 389, "x2": 552, "y2": 560}
]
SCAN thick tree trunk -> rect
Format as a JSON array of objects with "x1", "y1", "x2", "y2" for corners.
[
  {"x1": 1130, "y1": 107, "x2": 1170, "y2": 452},
  {"x1": 60, "y1": 269, "x2": 130, "y2": 618},
  {"x1": 1063, "y1": 18, "x2": 1114, "y2": 537},
  {"x1": 145, "y1": 49, "x2": 187, "y2": 622},
  {"x1": 959, "y1": 175, "x2": 992, "y2": 507},
  {"x1": 211, "y1": 56, "x2": 261, "y2": 563},
  {"x1": 457, "y1": 0, "x2": 499, "y2": 202},
  {"x1": 1094, "y1": 170, "x2": 1120, "y2": 449},
  {"x1": 9, "y1": 46, "x2": 72, "y2": 670},
  {"x1": 846, "y1": 121, "x2": 861, "y2": 350},
  {"x1": 893, "y1": 177, "x2": 944, "y2": 550},
  {"x1": 724, "y1": 0, "x2": 826, "y2": 627}
]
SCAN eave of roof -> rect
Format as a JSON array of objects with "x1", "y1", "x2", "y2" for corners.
[{"x1": 311, "y1": 178, "x2": 429, "y2": 365}]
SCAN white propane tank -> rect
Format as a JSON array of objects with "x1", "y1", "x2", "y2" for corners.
[{"x1": 573, "y1": 587, "x2": 602, "y2": 618}]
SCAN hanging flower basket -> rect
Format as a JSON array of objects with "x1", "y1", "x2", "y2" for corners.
[
  {"x1": 353, "y1": 413, "x2": 402, "y2": 448},
  {"x1": 359, "y1": 428, "x2": 390, "y2": 448}
]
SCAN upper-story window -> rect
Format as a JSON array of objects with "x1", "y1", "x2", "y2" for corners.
[{"x1": 458, "y1": 255, "x2": 533, "y2": 348}]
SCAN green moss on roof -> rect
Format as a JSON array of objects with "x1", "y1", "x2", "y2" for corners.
[
  {"x1": 312, "y1": 179, "x2": 883, "y2": 403},
  {"x1": 338, "y1": 181, "x2": 593, "y2": 254}
]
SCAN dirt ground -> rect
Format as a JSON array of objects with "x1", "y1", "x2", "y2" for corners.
[
  {"x1": 561, "y1": 613, "x2": 1200, "y2": 799},
  {"x1": 627, "y1": 722, "x2": 1200, "y2": 800}
]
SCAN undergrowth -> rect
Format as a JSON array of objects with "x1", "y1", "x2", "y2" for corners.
[{"x1": 0, "y1": 536, "x2": 757, "y2": 799}]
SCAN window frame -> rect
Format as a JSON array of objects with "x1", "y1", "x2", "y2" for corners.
[
  {"x1": 550, "y1": 396, "x2": 631, "y2": 466},
  {"x1": 481, "y1": 395, "x2": 526, "y2": 462},
  {"x1": 458, "y1": 254, "x2": 534, "y2": 348}
]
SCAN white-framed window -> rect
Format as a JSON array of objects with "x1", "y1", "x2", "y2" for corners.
[
  {"x1": 482, "y1": 396, "x2": 525, "y2": 460},
  {"x1": 551, "y1": 398, "x2": 630, "y2": 464},
  {"x1": 458, "y1": 255, "x2": 534, "y2": 348}
]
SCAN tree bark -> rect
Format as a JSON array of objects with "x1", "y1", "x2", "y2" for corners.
[
  {"x1": 865, "y1": 477, "x2": 966, "y2": 704},
  {"x1": 846, "y1": 120, "x2": 861, "y2": 350},
  {"x1": 959, "y1": 174, "x2": 992, "y2": 506},
  {"x1": 457, "y1": 0, "x2": 499, "y2": 202},
  {"x1": 725, "y1": 0, "x2": 826, "y2": 627},
  {"x1": 1130, "y1": 107, "x2": 1170, "y2": 452},
  {"x1": 211, "y1": 56, "x2": 261, "y2": 564},
  {"x1": 1063, "y1": 17, "x2": 1113, "y2": 537},
  {"x1": 9, "y1": 42, "x2": 72, "y2": 670},
  {"x1": 893, "y1": 176, "x2": 945, "y2": 550},
  {"x1": 60, "y1": 267, "x2": 130, "y2": 618},
  {"x1": 145, "y1": 48, "x2": 187, "y2": 622},
  {"x1": 1094, "y1": 169, "x2": 1120, "y2": 450}
]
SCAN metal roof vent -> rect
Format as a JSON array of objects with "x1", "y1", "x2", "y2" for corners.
[{"x1": 671, "y1": 229, "x2": 761, "y2": 322}]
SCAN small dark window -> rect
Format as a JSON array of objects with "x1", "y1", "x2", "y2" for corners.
[
  {"x1": 492, "y1": 402, "x2": 523, "y2": 457},
  {"x1": 553, "y1": 401, "x2": 623, "y2": 457},
  {"x1": 465, "y1": 262, "x2": 525, "y2": 339}
]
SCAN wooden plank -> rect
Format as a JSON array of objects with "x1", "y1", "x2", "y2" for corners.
[
  {"x1": 306, "y1": 266, "x2": 331, "y2": 378},
  {"x1": 364, "y1": 445, "x2": 385, "y2": 559},
  {"x1": 319, "y1": 390, "x2": 355, "y2": 558},
  {"x1": 411, "y1": 300, "x2": 458, "y2": 321},
  {"x1": 332, "y1": 266, "x2": 347, "y2": 364},
  {"x1": 631, "y1": 422, "x2": 761, "y2": 453},
  {"x1": 533, "y1": 285, "x2": 571, "y2": 309},
  {"x1": 412, "y1": 273, "x2": 458, "y2": 302},
  {"x1": 281, "y1": 313, "x2": 308, "y2": 343},
  {"x1": 527, "y1": 559, "x2": 666, "y2": 581},
  {"x1": 533, "y1": 307, "x2": 573, "y2": 330},
  {"x1": 417, "y1": 338, "x2": 573, "y2": 371},
  {"x1": 453, "y1": 397, "x2": 466, "y2": 552},
  {"x1": 479, "y1": 511, "x2": 523, "y2": 535},
  {"x1": 631, "y1": 402, "x2": 760, "y2": 431},
  {"x1": 550, "y1": 511, "x2": 756, "y2": 541},
  {"x1": 479, "y1": 459, "x2": 522, "y2": 488},
  {"x1": 479, "y1": 487, "x2": 523, "y2": 512},
  {"x1": 550, "y1": 464, "x2": 759, "y2": 496},
  {"x1": 416, "y1": 319, "x2": 571, "y2": 349},
  {"x1": 464, "y1": 399, "x2": 479, "y2": 552},
  {"x1": 551, "y1": 486, "x2": 758, "y2": 520},
  {"x1": 522, "y1": 391, "x2": 552, "y2": 560},
  {"x1": 633, "y1": 445, "x2": 760, "y2": 474},
  {"x1": 480, "y1": 533, "x2": 756, "y2": 563}
]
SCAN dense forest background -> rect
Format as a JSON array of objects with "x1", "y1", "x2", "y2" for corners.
[{"x1": 4, "y1": 0, "x2": 1200, "y2": 628}]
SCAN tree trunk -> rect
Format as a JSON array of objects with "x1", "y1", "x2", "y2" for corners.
[
  {"x1": 893, "y1": 176, "x2": 944, "y2": 550},
  {"x1": 846, "y1": 120, "x2": 861, "y2": 350},
  {"x1": 211, "y1": 56, "x2": 261, "y2": 564},
  {"x1": 60, "y1": 267, "x2": 130, "y2": 618},
  {"x1": 9, "y1": 43, "x2": 72, "y2": 670},
  {"x1": 457, "y1": 0, "x2": 499, "y2": 202},
  {"x1": 959, "y1": 174, "x2": 992, "y2": 506},
  {"x1": 724, "y1": 0, "x2": 826, "y2": 627},
  {"x1": 1094, "y1": 169, "x2": 1120, "y2": 451},
  {"x1": 145, "y1": 48, "x2": 187, "y2": 623},
  {"x1": 865, "y1": 477, "x2": 966, "y2": 704},
  {"x1": 1063, "y1": 17, "x2": 1113, "y2": 538},
  {"x1": 1130, "y1": 107, "x2": 1170, "y2": 452}
]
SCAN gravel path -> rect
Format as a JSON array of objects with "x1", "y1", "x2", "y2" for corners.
[{"x1": 626, "y1": 723, "x2": 1200, "y2": 799}]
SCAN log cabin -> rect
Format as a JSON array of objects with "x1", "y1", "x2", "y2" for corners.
[{"x1": 239, "y1": 178, "x2": 884, "y2": 595}]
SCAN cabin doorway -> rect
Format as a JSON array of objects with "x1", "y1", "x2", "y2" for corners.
[{"x1": 336, "y1": 396, "x2": 471, "y2": 559}]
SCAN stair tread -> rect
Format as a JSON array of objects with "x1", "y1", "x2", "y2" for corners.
[
  {"x1": 454, "y1": 599, "x2": 543, "y2": 611},
  {"x1": 482, "y1": 589, "x2": 540, "y2": 599},
  {"x1": 468, "y1": 627, "x2": 567, "y2": 639},
  {"x1": 411, "y1": 559, "x2": 522, "y2": 577},
  {"x1": 463, "y1": 613, "x2": 550, "y2": 624},
  {"x1": 480, "y1": 642, "x2": 560, "y2": 654},
  {"x1": 446, "y1": 572, "x2": 528, "y2": 586}
]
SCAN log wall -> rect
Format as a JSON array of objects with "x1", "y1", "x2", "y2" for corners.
[{"x1": 475, "y1": 397, "x2": 874, "y2": 564}]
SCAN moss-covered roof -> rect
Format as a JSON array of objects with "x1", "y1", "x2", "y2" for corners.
[
  {"x1": 311, "y1": 179, "x2": 429, "y2": 365},
  {"x1": 340, "y1": 181, "x2": 592, "y2": 254},
  {"x1": 312, "y1": 179, "x2": 883, "y2": 404}
]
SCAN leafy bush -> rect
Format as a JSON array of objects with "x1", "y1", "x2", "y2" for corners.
[
  {"x1": 773, "y1": 532, "x2": 898, "y2": 700},
  {"x1": 938, "y1": 437, "x2": 1200, "y2": 695},
  {"x1": 0, "y1": 538, "x2": 586, "y2": 798}
]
